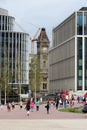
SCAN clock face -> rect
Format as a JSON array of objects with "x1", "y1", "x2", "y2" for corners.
[{"x1": 43, "y1": 47, "x2": 47, "y2": 51}]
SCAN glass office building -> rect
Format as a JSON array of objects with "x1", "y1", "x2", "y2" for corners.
[
  {"x1": 49, "y1": 7, "x2": 87, "y2": 93},
  {"x1": 0, "y1": 8, "x2": 29, "y2": 91}
]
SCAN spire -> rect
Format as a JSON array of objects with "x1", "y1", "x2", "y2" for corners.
[{"x1": 37, "y1": 28, "x2": 50, "y2": 43}]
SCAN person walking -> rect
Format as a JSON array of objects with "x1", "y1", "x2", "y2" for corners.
[
  {"x1": 45, "y1": 101, "x2": 50, "y2": 114},
  {"x1": 19, "y1": 101, "x2": 23, "y2": 109},
  {"x1": 82, "y1": 101, "x2": 87, "y2": 116},
  {"x1": 11, "y1": 101, "x2": 15, "y2": 109},
  {"x1": 55, "y1": 98, "x2": 59, "y2": 110},
  {"x1": 30, "y1": 101, "x2": 35, "y2": 112},
  {"x1": 7, "y1": 102, "x2": 11, "y2": 112},
  {"x1": 1, "y1": 101, "x2": 4, "y2": 110},
  {"x1": 35, "y1": 98, "x2": 40, "y2": 111},
  {"x1": 25, "y1": 100, "x2": 30, "y2": 116}
]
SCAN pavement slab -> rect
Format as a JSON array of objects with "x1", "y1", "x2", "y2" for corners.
[
  {"x1": 0, "y1": 102, "x2": 87, "y2": 129},
  {"x1": 0, "y1": 120, "x2": 87, "y2": 130}
]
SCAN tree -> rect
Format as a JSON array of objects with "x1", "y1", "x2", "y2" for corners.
[
  {"x1": 0, "y1": 66, "x2": 13, "y2": 104},
  {"x1": 0, "y1": 43, "x2": 13, "y2": 104},
  {"x1": 29, "y1": 55, "x2": 42, "y2": 93}
]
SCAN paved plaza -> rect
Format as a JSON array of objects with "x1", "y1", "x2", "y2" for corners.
[
  {"x1": 0, "y1": 102, "x2": 85, "y2": 119},
  {"x1": 0, "y1": 119, "x2": 87, "y2": 130},
  {"x1": 0, "y1": 102, "x2": 87, "y2": 130}
]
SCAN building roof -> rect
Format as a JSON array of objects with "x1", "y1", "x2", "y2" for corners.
[
  {"x1": 0, "y1": 8, "x2": 8, "y2": 15},
  {"x1": 79, "y1": 7, "x2": 87, "y2": 11},
  {"x1": 37, "y1": 28, "x2": 50, "y2": 43}
]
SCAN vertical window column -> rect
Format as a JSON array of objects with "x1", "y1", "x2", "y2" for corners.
[
  {"x1": 77, "y1": 13, "x2": 83, "y2": 35},
  {"x1": 85, "y1": 38, "x2": 87, "y2": 90},
  {"x1": 84, "y1": 13, "x2": 87, "y2": 35},
  {"x1": 77, "y1": 37, "x2": 82, "y2": 90}
]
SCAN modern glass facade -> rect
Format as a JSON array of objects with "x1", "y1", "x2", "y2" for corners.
[
  {"x1": 84, "y1": 13, "x2": 87, "y2": 35},
  {"x1": 77, "y1": 37, "x2": 82, "y2": 90},
  {"x1": 77, "y1": 13, "x2": 83, "y2": 35},
  {"x1": 77, "y1": 11, "x2": 87, "y2": 91},
  {"x1": 0, "y1": 8, "x2": 29, "y2": 89},
  {"x1": 49, "y1": 7, "x2": 87, "y2": 93},
  {"x1": 85, "y1": 38, "x2": 87, "y2": 90}
]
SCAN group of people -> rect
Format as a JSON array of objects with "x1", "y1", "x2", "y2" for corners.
[
  {"x1": 52, "y1": 97, "x2": 74, "y2": 110},
  {"x1": 45, "y1": 98, "x2": 62, "y2": 114},
  {"x1": 0, "y1": 98, "x2": 41, "y2": 116},
  {"x1": 6, "y1": 100, "x2": 23, "y2": 111},
  {"x1": 1, "y1": 96, "x2": 87, "y2": 117},
  {"x1": 23, "y1": 98, "x2": 40, "y2": 116}
]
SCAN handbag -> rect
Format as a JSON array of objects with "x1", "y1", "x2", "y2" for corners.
[{"x1": 45, "y1": 105, "x2": 47, "y2": 108}]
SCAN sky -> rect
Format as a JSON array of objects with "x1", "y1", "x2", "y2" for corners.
[{"x1": 0, "y1": 0, "x2": 87, "y2": 51}]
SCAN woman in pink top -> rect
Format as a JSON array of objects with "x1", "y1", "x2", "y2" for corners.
[{"x1": 30, "y1": 101, "x2": 34, "y2": 111}]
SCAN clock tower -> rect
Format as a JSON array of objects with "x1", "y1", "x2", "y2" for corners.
[{"x1": 37, "y1": 28, "x2": 50, "y2": 94}]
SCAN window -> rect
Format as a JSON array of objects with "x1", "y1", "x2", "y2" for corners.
[
  {"x1": 77, "y1": 37, "x2": 82, "y2": 90},
  {"x1": 86, "y1": 80, "x2": 87, "y2": 86},
  {"x1": 85, "y1": 38, "x2": 87, "y2": 89},
  {"x1": 79, "y1": 59, "x2": 82, "y2": 66},
  {"x1": 77, "y1": 13, "x2": 83, "y2": 35},
  {"x1": 43, "y1": 61, "x2": 46, "y2": 67},
  {"x1": 84, "y1": 13, "x2": 87, "y2": 35},
  {"x1": 43, "y1": 83, "x2": 47, "y2": 89},
  {"x1": 42, "y1": 47, "x2": 47, "y2": 53},
  {"x1": 79, "y1": 80, "x2": 82, "y2": 86},
  {"x1": 79, "y1": 70, "x2": 82, "y2": 76},
  {"x1": 43, "y1": 77, "x2": 47, "y2": 81},
  {"x1": 86, "y1": 70, "x2": 87, "y2": 77}
]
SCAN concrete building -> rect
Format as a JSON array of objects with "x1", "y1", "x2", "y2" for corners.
[
  {"x1": 0, "y1": 8, "x2": 30, "y2": 94},
  {"x1": 49, "y1": 7, "x2": 87, "y2": 94}
]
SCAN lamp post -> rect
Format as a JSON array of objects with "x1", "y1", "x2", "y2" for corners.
[
  {"x1": 0, "y1": 87, "x2": 1, "y2": 104},
  {"x1": 19, "y1": 83, "x2": 21, "y2": 101},
  {"x1": 4, "y1": 79, "x2": 6, "y2": 105}
]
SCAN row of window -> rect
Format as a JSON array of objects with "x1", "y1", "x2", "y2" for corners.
[
  {"x1": 77, "y1": 13, "x2": 87, "y2": 35},
  {"x1": 0, "y1": 15, "x2": 14, "y2": 31},
  {"x1": 77, "y1": 37, "x2": 87, "y2": 90}
]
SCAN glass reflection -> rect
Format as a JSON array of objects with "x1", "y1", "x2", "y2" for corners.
[{"x1": 77, "y1": 13, "x2": 83, "y2": 35}]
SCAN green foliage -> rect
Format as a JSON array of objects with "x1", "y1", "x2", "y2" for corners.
[
  {"x1": 29, "y1": 55, "x2": 42, "y2": 92},
  {"x1": 68, "y1": 108, "x2": 75, "y2": 112},
  {"x1": 0, "y1": 58, "x2": 13, "y2": 100},
  {"x1": 59, "y1": 107, "x2": 83, "y2": 114}
]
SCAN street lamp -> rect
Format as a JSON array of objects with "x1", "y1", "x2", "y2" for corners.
[
  {"x1": 4, "y1": 80, "x2": 6, "y2": 105},
  {"x1": 19, "y1": 83, "x2": 21, "y2": 101},
  {"x1": 0, "y1": 87, "x2": 1, "y2": 104}
]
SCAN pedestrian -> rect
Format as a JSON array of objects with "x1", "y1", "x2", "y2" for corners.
[
  {"x1": 45, "y1": 101, "x2": 50, "y2": 114},
  {"x1": 1, "y1": 104, "x2": 4, "y2": 110},
  {"x1": 7, "y1": 102, "x2": 11, "y2": 112},
  {"x1": 55, "y1": 98, "x2": 59, "y2": 110},
  {"x1": 82, "y1": 101, "x2": 87, "y2": 116},
  {"x1": 35, "y1": 98, "x2": 40, "y2": 111},
  {"x1": 25, "y1": 100, "x2": 30, "y2": 116},
  {"x1": 11, "y1": 101, "x2": 15, "y2": 109},
  {"x1": 77, "y1": 96, "x2": 80, "y2": 103},
  {"x1": 59, "y1": 98, "x2": 62, "y2": 108},
  {"x1": 19, "y1": 101, "x2": 23, "y2": 109},
  {"x1": 40, "y1": 97, "x2": 42, "y2": 103},
  {"x1": 30, "y1": 101, "x2": 35, "y2": 112},
  {"x1": 1, "y1": 101, "x2": 4, "y2": 110}
]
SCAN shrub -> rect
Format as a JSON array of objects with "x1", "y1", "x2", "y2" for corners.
[
  {"x1": 59, "y1": 106, "x2": 83, "y2": 114},
  {"x1": 68, "y1": 108, "x2": 75, "y2": 112}
]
